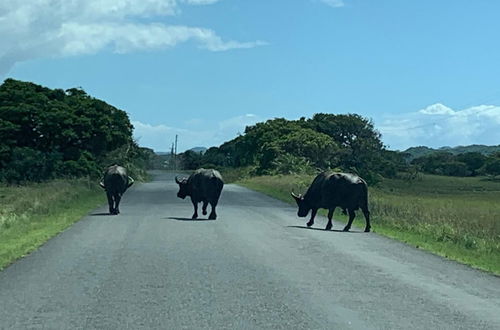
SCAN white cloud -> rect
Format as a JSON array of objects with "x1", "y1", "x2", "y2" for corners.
[
  {"x1": 132, "y1": 113, "x2": 261, "y2": 151},
  {"x1": 418, "y1": 103, "x2": 455, "y2": 115},
  {"x1": 318, "y1": 0, "x2": 345, "y2": 8},
  {"x1": 0, "y1": 0, "x2": 265, "y2": 75},
  {"x1": 379, "y1": 103, "x2": 500, "y2": 150},
  {"x1": 59, "y1": 23, "x2": 266, "y2": 55}
]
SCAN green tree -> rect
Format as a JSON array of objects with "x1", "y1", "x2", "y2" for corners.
[
  {"x1": 481, "y1": 157, "x2": 500, "y2": 176},
  {"x1": 441, "y1": 161, "x2": 468, "y2": 177},
  {"x1": 181, "y1": 150, "x2": 204, "y2": 170},
  {"x1": 456, "y1": 152, "x2": 486, "y2": 176},
  {"x1": 259, "y1": 127, "x2": 339, "y2": 173},
  {"x1": 411, "y1": 152, "x2": 455, "y2": 175},
  {"x1": 0, "y1": 79, "x2": 138, "y2": 182},
  {"x1": 307, "y1": 113, "x2": 386, "y2": 180}
]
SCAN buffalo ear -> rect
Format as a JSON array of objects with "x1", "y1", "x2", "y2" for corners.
[{"x1": 175, "y1": 176, "x2": 181, "y2": 184}]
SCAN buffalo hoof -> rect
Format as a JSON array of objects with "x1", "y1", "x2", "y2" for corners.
[
  {"x1": 342, "y1": 226, "x2": 350, "y2": 232},
  {"x1": 306, "y1": 221, "x2": 314, "y2": 227},
  {"x1": 325, "y1": 223, "x2": 332, "y2": 231},
  {"x1": 364, "y1": 227, "x2": 371, "y2": 233},
  {"x1": 192, "y1": 214, "x2": 198, "y2": 219},
  {"x1": 208, "y1": 213, "x2": 216, "y2": 220}
]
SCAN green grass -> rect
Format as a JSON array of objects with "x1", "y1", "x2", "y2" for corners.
[
  {"x1": 237, "y1": 174, "x2": 500, "y2": 275},
  {"x1": 0, "y1": 179, "x2": 105, "y2": 270}
]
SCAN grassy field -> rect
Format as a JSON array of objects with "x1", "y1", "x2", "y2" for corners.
[
  {"x1": 0, "y1": 179, "x2": 105, "y2": 270},
  {"x1": 237, "y1": 174, "x2": 500, "y2": 275}
]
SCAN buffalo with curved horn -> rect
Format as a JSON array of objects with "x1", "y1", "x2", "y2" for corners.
[
  {"x1": 175, "y1": 168, "x2": 224, "y2": 220},
  {"x1": 291, "y1": 172, "x2": 370, "y2": 232},
  {"x1": 99, "y1": 164, "x2": 134, "y2": 215}
]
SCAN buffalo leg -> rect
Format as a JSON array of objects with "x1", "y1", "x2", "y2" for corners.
[
  {"x1": 191, "y1": 200, "x2": 198, "y2": 219},
  {"x1": 114, "y1": 194, "x2": 122, "y2": 215},
  {"x1": 202, "y1": 201, "x2": 208, "y2": 215},
  {"x1": 343, "y1": 209, "x2": 356, "y2": 232},
  {"x1": 325, "y1": 207, "x2": 336, "y2": 230},
  {"x1": 106, "y1": 191, "x2": 115, "y2": 215},
  {"x1": 306, "y1": 208, "x2": 318, "y2": 227},
  {"x1": 362, "y1": 207, "x2": 371, "y2": 232},
  {"x1": 208, "y1": 201, "x2": 217, "y2": 220}
]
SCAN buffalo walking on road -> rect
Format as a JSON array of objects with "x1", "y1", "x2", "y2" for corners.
[
  {"x1": 99, "y1": 164, "x2": 134, "y2": 215},
  {"x1": 291, "y1": 172, "x2": 371, "y2": 232},
  {"x1": 175, "y1": 168, "x2": 224, "y2": 220}
]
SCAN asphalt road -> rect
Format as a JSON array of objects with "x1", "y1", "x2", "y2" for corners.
[{"x1": 1, "y1": 171, "x2": 499, "y2": 329}]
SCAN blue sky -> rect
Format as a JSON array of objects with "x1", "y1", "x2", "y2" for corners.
[{"x1": 2, "y1": 0, "x2": 500, "y2": 151}]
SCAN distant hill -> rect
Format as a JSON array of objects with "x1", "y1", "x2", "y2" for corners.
[
  {"x1": 403, "y1": 144, "x2": 500, "y2": 161},
  {"x1": 403, "y1": 146, "x2": 435, "y2": 159},
  {"x1": 188, "y1": 147, "x2": 207, "y2": 154}
]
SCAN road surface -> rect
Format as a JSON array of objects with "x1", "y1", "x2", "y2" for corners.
[{"x1": 1, "y1": 171, "x2": 499, "y2": 329}]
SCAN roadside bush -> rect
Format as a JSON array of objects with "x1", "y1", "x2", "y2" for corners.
[
  {"x1": 271, "y1": 154, "x2": 315, "y2": 175},
  {"x1": 0, "y1": 147, "x2": 63, "y2": 183}
]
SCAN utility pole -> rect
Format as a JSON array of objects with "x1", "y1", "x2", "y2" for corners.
[
  {"x1": 174, "y1": 134, "x2": 178, "y2": 171},
  {"x1": 170, "y1": 142, "x2": 175, "y2": 170}
]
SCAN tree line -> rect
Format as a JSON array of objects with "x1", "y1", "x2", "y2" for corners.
[
  {"x1": 0, "y1": 79, "x2": 153, "y2": 183},
  {"x1": 179, "y1": 115, "x2": 500, "y2": 182},
  {"x1": 179, "y1": 114, "x2": 408, "y2": 184},
  {"x1": 409, "y1": 151, "x2": 500, "y2": 177},
  {"x1": 3, "y1": 78, "x2": 497, "y2": 184}
]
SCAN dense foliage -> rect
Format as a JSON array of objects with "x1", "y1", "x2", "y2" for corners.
[
  {"x1": 180, "y1": 114, "x2": 408, "y2": 183},
  {"x1": 0, "y1": 79, "x2": 149, "y2": 183},
  {"x1": 404, "y1": 145, "x2": 500, "y2": 161},
  {"x1": 410, "y1": 151, "x2": 500, "y2": 177}
]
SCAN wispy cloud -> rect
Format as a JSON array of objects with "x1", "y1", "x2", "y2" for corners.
[
  {"x1": 379, "y1": 103, "x2": 500, "y2": 150},
  {"x1": 0, "y1": 0, "x2": 265, "y2": 75},
  {"x1": 132, "y1": 113, "x2": 261, "y2": 151},
  {"x1": 318, "y1": 0, "x2": 345, "y2": 8}
]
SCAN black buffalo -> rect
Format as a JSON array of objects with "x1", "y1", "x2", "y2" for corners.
[
  {"x1": 99, "y1": 165, "x2": 134, "y2": 215},
  {"x1": 291, "y1": 172, "x2": 371, "y2": 232},
  {"x1": 175, "y1": 168, "x2": 224, "y2": 220}
]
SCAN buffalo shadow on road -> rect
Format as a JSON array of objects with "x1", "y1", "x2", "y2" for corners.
[
  {"x1": 287, "y1": 225, "x2": 364, "y2": 233},
  {"x1": 166, "y1": 216, "x2": 216, "y2": 222},
  {"x1": 89, "y1": 212, "x2": 114, "y2": 216}
]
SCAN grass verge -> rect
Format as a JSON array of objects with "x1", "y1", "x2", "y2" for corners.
[
  {"x1": 237, "y1": 174, "x2": 500, "y2": 275},
  {"x1": 0, "y1": 179, "x2": 105, "y2": 270}
]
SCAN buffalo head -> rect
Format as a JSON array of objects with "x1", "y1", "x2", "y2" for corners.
[
  {"x1": 291, "y1": 191, "x2": 311, "y2": 217},
  {"x1": 175, "y1": 176, "x2": 189, "y2": 199}
]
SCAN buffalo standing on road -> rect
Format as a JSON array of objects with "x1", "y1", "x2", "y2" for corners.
[
  {"x1": 99, "y1": 164, "x2": 134, "y2": 215},
  {"x1": 291, "y1": 172, "x2": 371, "y2": 232},
  {"x1": 175, "y1": 169, "x2": 224, "y2": 220}
]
